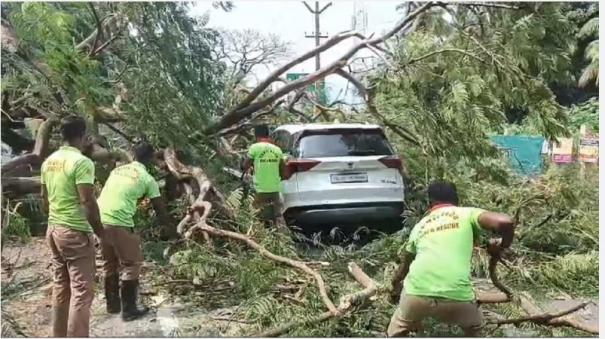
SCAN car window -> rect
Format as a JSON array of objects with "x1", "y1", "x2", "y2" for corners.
[{"x1": 297, "y1": 129, "x2": 394, "y2": 158}]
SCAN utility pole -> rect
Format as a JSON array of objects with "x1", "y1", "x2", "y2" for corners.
[{"x1": 303, "y1": 1, "x2": 332, "y2": 103}]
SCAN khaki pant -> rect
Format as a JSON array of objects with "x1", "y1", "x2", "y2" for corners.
[
  {"x1": 253, "y1": 192, "x2": 286, "y2": 227},
  {"x1": 46, "y1": 224, "x2": 95, "y2": 337},
  {"x1": 387, "y1": 293, "x2": 483, "y2": 337},
  {"x1": 100, "y1": 225, "x2": 143, "y2": 281}
]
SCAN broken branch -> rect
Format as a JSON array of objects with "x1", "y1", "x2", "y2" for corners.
[
  {"x1": 195, "y1": 223, "x2": 338, "y2": 315},
  {"x1": 516, "y1": 294, "x2": 598, "y2": 334},
  {"x1": 259, "y1": 262, "x2": 378, "y2": 337},
  {"x1": 488, "y1": 301, "x2": 591, "y2": 326},
  {"x1": 207, "y1": 2, "x2": 437, "y2": 133}
]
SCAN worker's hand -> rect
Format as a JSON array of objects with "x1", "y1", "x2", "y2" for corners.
[{"x1": 486, "y1": 238, "x2": 503, "y2": 258}]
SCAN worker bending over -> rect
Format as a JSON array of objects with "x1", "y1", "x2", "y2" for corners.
[
  {"x1": 388, "y1": 180, "x2": 515, "y2": 337},
  {"x1": 97, "y1": 143, "x2": 171, "y2": 321},
  {"x1": 42, "y1": 116, "x2": 104, "y2": 337},
  {"x1": 242, "y1": 125, "x2": 287, "y2": 227}
]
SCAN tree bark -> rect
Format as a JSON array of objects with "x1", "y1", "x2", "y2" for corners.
[
  {"x1": 1, "y1": 118, "x2": 57, "y2": 175},
  {"x1": 1, "y1": 176, "x2": 41, "y2": 195}
]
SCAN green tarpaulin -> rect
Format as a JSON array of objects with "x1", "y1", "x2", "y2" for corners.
[{"x1": 491, "y1": 135, "x2": 545, "y2": 176}]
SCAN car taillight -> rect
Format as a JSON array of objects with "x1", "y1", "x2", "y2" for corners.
[
  {"x1": 283, "y1": 159, "x2": 321, "y2": 180},
  {"x1": 379, "y1": 156, "x2": 403, "y2": 173}
]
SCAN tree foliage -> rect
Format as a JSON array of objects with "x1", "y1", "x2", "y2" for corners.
[
  {"x1": 2, "y1": 2, "x2": 227, "y2": 158},
  {"x1": 369, "y1": 3, "x2": 583, "y2": 182}
]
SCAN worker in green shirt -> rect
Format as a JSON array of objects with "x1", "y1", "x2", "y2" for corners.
[
  {"x1": 97, "y1": 142, "x2": 172, "y2": 321},
  {"x1": 388, "y1": 181, "x2": 515, "y2": 337},
  {"x1": 241, "y1": 125, "x2": 286, "y2": 227},
  {"x1": 41, "y1": 116, "x2": 104, "y2": 337}
]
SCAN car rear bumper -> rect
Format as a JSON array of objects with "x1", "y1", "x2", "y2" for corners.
[{"x1": 284, "y1": 202, "x2": 404, "y2": 227}]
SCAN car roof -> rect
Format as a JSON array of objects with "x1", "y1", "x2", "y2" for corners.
[{"x1": 274, "y1": 123, "x2": 383, "y2": 134}]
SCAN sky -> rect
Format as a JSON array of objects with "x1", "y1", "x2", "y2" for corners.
[{"x1": 189, "y1": 0, "x2": 404, "y2": 104}]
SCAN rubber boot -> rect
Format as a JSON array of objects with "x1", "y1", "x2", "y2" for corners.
[
  {"x1": 120, "y1": 279, "x2": 149, "y2": 321},
  {"x1": 104, "y1": 274, "x2": 121, "y2": 314}
]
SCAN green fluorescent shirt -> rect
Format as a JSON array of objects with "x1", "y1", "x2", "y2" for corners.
[
  {"x1": 248, "y1": 141, "x2": 283, "y2": 193},
  {"x1": 403, "y1": 206, "x2": 485, "y2": 301},
  {"x1": 41, "y1": 146, "x2": 95, "y2": 233},
  {"x1": 97, "y1": 161, "x2": 161, "y2": 227}
]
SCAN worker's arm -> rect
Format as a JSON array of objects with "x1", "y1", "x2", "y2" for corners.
[
  {"x1": 146, "y1": 177, "x2": 176, "y2": 238},
  {"x1": 279, "y1": 157, "x2": 286, "y2": 180},
  {"x1": 41, "y1": 185, "x2": 49, "y2": 215},
  {"x1": 77, "y1": 184, "x2": 104, "y2": 238},
  {"x1": 74, "y1": 158, "x2": 104, "y2": 238},
  {"x1": 477, "y1": 211, "x2": 515, "y2": 257},
  {"x1": 40, "y1": 169, "x2": 49, "y2": 214},
  {"x1": 242, "y1": 144, "x2": 257, "y2": 175},
  {"x1": 390, "y1": 250, "x2": 415, "y2": 303},
  {"x1": 150, "y1": 197, "x2": 171, "y2": 227}
]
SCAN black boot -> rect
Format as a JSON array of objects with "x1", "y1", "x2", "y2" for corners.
[
  {"x1": 120, "y1": 279, "x2": 149, "y2": 321},
  {"x1": 104, "y1": 274, "x2": 121, "y2": 314}
]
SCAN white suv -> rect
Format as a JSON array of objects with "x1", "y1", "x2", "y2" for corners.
[{"x1": 272, "y1": 123, "x2": 405, "y2": 230}]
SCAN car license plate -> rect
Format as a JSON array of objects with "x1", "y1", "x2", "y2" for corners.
[{"x1": 330, "y1": 173, "x2": 368, "y2": 184}]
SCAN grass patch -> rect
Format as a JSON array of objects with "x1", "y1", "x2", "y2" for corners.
[{"x1": 1, "y1": 212, "x2": 31, "y2": 244}]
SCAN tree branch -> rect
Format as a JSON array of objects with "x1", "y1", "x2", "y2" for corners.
[
  {"x1": 1, "y1": 118, "x2": 57, "y2": 175},
  {"x1": 216, "y1": 99, "x2": 285, "y2": 136},
  {"x1": 195, "y1": 223, "x2": 338, "y2": 315},
  {"x1": 408, "y1": 48, "x2": 486, "y2": 65},
  {"x1": 455, "y1": 2, "x2": 522, "y2": 10},
  {"x1": 76, "y1": 14, "x2": 115, "y2": 52},
  {"x1": 227, "y1": 30, "x2": 364, "y2": 114},
  {"x1": 334, "y1": 69, "x2": 421, "y2": 146},
  {"x1": 259, "y1": 262, "x2": 378, "y2": 337},
  {"x1": 87, "y1": 3, "x2": 103, "y2": 56},
  {"x1": 102, "y1": 122, "x2": 134, "y2": 143},
  {"x1": 91, "y1": 32, "x2": 122, "y2": 56},
  {"x1": 501, "y1": 294, "x2": 598, "y2": 334},
  {"x1": 286, "y1": 90, "x2": 312, "y2": 122},
  {"x1": 488, "y1": 301, "x2": 591, "y2": 326},
  {"x1": 32, "y1": 118, "x2": 57, "y2": 157},
  {"x1": 207, "y1": 3, "x2": 437, "y2": 133}
]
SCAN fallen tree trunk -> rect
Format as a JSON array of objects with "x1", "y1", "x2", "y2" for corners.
[{"x1": 1, "y1": 177, "x2": 41, "y2": 195}]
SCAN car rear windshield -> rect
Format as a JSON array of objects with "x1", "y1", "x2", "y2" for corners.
[{"x1": 297, "y1": 129, "x2": 394, "y2": 158}]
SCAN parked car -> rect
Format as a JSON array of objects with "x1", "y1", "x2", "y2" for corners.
[{"x1": 271, "y1": 123, "x2": 405, "y2": 231}]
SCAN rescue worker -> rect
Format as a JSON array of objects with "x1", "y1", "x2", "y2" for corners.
[
  {"x1": 41, "y1": 116, "x2": 104, "y2": 337},
  {"x1": 242, "y1": 125, "x2": 286, "y2": 227},
  {"x1": 387, "y1": 180, "x2": 515, "y2": 337},
  {"x1": 96, "y1": 142, "x2": 171, "y2": 321}
]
